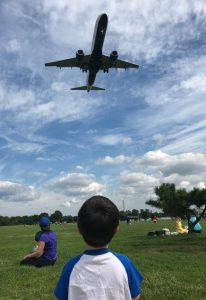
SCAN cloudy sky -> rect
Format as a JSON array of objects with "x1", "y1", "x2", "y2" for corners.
[{"x1": 1, "y1": 0, "x2": 206, "y2": 216}]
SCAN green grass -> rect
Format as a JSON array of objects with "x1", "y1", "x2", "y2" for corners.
[{"x1": 0, "y1": 220, "x2": 206, "y2": 299}]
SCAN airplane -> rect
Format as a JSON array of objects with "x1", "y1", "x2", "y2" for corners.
[{"x1": 45, "y1": 13, "x2": 139, "y2": 92}]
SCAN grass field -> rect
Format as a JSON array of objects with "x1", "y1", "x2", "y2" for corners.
[{"x1": 0, "y1": 219, "x2": 206, "y2": 300}]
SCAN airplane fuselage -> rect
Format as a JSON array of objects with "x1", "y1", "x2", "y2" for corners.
[
  {"x1": 87, "y1": 13, "x2": 108, "y2": 91},
  {"x1": 45, "y1": 13, "x2": 139, "y2": 91}
]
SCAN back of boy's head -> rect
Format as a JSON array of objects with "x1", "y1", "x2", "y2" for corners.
[{"x1": 78, "y1": 195, "x2": 119, "y2": 247}]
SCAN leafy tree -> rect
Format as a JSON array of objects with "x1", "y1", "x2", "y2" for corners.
[
  {"x1": 22, "y1": 215, "x2": 34, "y2": 225},
  {"x1": 50, "y1": 210, "x2": 63, "y2": 223},
  {"x1": 146, "y1": 183, "x2": 176, "y2": 216},
  {"x1": 119, "y1": 211, "x2": 127, "y2": 221},
  {"x1": 0, "y1": 216, "x2": 10, "y2": 226},
  {"x1": 131, "y1": 209, "x2": 139, "y2": 216},
  {"x1": 188, "y1": 188, "x2": 206, "y2": 208},
  {"x1": 63, "y1": 215, "x2": 74, "y2": 223},
  {"x1": 32, "y1": 214, "x2": 40, "y2": 224},
  {"x1": 125, "y1": 210, "x2": 132, "y2": 216},
  {"x1": 146, "y1": 183, "x2": 206, "y2": 217},
  {"x1": 140, "y1": 209, "x2": 150, "y2": 219}
]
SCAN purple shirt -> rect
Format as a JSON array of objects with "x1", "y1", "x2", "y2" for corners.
[{"x1": 39, "y1": 230, "x2": 57, "y2": 261}]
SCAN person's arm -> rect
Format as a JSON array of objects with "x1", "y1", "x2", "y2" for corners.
[
  {"x1": 133, "y1": 294, "x2": 141, "y2": 300},
  {"x1": 23, "y1": 241, "x2": 45, "y2": 259}
]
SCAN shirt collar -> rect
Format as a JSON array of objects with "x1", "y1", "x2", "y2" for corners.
[{"x1": 84, "y1": 248, "x2": 110, "y2": 256}]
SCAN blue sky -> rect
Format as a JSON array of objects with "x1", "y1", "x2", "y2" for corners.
[{"x1": 1, "y1": 0, "x2": 206, "y2": 216}]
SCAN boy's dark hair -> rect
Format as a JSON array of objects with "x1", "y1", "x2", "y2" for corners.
[{"x1": 78, "y1": 195, "x2": 119, "y2": 247}]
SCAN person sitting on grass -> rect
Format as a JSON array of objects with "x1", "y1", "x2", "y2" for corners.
[
  {"x1": 54, "y1": 195, "x2": 144, "y2": 300},
  {"x1": 188, "y1": 210, "x2": 202, "y2": 233},
  {"x1": 20, "y1": 216, "x2": 57, "y2": 267},
  {"x1": 175, "y1": 217, "x2": 188, "y2": 234}
]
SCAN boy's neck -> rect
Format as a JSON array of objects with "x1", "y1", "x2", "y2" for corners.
[{"x1": 86, "y1": 244, "x2": 108, "y2": 250}]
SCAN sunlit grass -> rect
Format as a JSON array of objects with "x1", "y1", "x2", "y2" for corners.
[{"x1": 0, "y1": 220, "x2": 206, "y2": 299}]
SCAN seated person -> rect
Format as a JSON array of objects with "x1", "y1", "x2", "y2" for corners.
[
  {"x1": 20, "y1": 216, "x2": 57, "y2": 267},
  {"x1": 188, "y1": 211, "x2": 202, "y2": 233},
  {"x1": 151, "y1": 214, "x2": 159, "y2": 223},
  {"x1": 175, "y1": 217, "x2": 188, "y2": 234}
]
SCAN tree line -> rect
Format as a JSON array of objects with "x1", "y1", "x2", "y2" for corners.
[
  {"x1": 1, "y1": 183, "x2": 206, "y2": 226},
  {"x1": 0, "y1": 210, "x2": 75, "y2": 226},
  {"x1": 0, "y1": 208, "x2": 161, "y2": 226}
]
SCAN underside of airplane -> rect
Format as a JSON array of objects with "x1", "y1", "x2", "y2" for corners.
[{"x1": 45, "y1": 13, "x2": 139, "y2": 92}]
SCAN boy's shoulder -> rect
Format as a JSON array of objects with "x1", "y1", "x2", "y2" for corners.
[
  {"x1": 63, "y1": 254, "x2": 83, "y2": 271},
  {"x1": 61, "y1": 250, "x2": 128, "y2": 273},
  {"x1": 111, "y1": 251, "x2": 134, "y2": 262},
  {"x1": 112, "y1": 251, "x2": 144, "y2": 283},
  {"x1": 111, "y1": 252, "x2": 137, "y2": 269}
]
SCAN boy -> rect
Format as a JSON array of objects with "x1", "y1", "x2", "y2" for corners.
[{"x1": 54, "y1": 195, "x2": 143, "y2": 300}]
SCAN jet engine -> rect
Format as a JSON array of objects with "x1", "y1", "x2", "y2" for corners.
[
  {"x1": 76, "y1": 50, "x2": 85, "y2": 61},
  {"x1": 110, "y1": 51, "x2": 118, "y2": 61}
]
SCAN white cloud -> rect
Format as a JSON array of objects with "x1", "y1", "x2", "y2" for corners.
[
  {"x1": 0, "y1": 83, "x2": 36, "y2": 111},
  {"x1": 34, "y1": 0, "x2": 206, "y2": 63},
  {"x1": 45, "y1": 172, "x2": 105, "y2": 204},
  {"x1": 5, "y1": 39, "x2": 21, "y2": 52},
  {"x1": 27, "y1": 171, "x2": 48, "y2": 177},
  {"x1": 197, "y1": 182, "x2": 206, "y2": 189},
  {"x1": 136, "y1": 150, "x2": 206, "y2": 177},
  {"x1": 76, "y1": 165, "x2": 83, "y2": 170},
  {"x1": 0, "y1": 181, "x2": 39, "y2": 202},
  {"x1": 179, "y1": 180, "x2": 191, "y2": 189},
  {"x1": 181, "y1": 74, "x2": 206, "y2": 94},
  {"x1": 152, "y1": 133, "x2": 165, "y2": 144},
  {"x1": 97, "y1": 155, "x2": 132, "y2": 165},
  {"x1": 5, "y1": 142, "x2": 45, "y2": 154},
  {"x1": 115, "y1": 171, "x2": 159, "y2": 207},
  {"x1": 95, "y1": 134, "x2": 132, "y2": 146},
  {"x1": 120, "y1": 171, "x2": 158, "y2": 188},
  {"x1": 126, "y1": 52, "x2": 206, "y2": 154},
  {"x1": 109, "y1": 150, "x2": 206, "y2": 208}
]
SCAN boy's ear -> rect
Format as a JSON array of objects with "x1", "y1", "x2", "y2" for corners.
[
  {"x1": 115, "y1": 225, "x2": 120, "y2": 234},
  {"x1": 77, "y1": 224, "x2": 82, "y2": 235}
]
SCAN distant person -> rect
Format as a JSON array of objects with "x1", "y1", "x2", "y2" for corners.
[
  {"x1": 126, "y1": 216, "x2": 131, "y2": 225},
  {"x1": 175, "y1": 217, "x2": 188, "y2": 234},
  {"x1": 151, "y1": 214, "x2": 159, "y2": 223},
  {"x1": 188, "y1": 210, "x2": 202, "y2": 233},
  {"x1": 20, "y1": 216, "x2": 57, "y2": 267},
  {"x1": 54, "y1": 195, "x2": 144, "y2": 300}
]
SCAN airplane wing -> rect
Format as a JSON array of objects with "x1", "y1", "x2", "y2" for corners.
[
  {"x1": 45, "y1": 55, "x2": 91, "y2": 68},
  {"x1": 101, "y1": 55, "x2": 139, "y2": 69}
]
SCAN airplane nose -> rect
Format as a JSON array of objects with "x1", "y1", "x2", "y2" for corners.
[{"x1": 101, "y1": 13, "x2": 108, "y2": 22}]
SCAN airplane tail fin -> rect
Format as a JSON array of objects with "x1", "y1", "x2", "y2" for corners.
[{"x1": 71, "y1": 85, "x2": 105, "y2": 91}]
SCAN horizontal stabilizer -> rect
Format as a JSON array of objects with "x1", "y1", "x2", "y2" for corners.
[
  {"x1": 71, "y1": 85, "x2": 105, "y2": 91},
  {"x1": 90, "y1": 86, "x2": 105, "y2": 90}
]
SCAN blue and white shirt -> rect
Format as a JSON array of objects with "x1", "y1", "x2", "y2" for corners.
[{"x1": 54, "y1": 248, "x2": 143, "y2": 300}]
